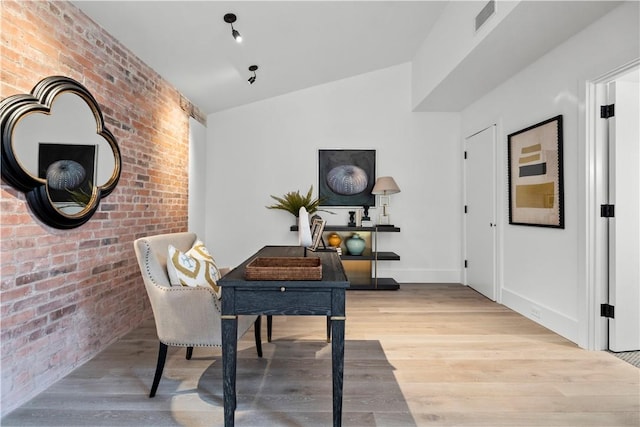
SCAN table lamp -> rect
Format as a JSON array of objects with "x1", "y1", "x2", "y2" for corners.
[{"x1": 371, "y1": 176, "x2": 400, "y2": 226}]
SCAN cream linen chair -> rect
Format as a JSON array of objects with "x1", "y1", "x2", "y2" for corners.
[{"x1": 134, "y1": 232, "x2": 266, "y2": 397}]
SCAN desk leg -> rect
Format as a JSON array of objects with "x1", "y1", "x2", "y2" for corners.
[
  {"x1": 221, "y1": 314, "x2": 238, "y2": 427},
  {"x1": 331, "y1": 315, "x2": 345, "y2": 427}
]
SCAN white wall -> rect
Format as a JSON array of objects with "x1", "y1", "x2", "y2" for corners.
[
  {"x1": 206, "y1": 63, "x2": 462, "y2": 283},
  {"x1": 188, "y1": 117, "x2": 207, "y2": 238},
  {"x1": 460, "y1": 1, "x2": 640, "y2": 345}
]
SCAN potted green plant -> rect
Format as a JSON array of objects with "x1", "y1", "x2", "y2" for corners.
[{"x1": 266, "y1": 185, "x2": 333, "y2": 217}]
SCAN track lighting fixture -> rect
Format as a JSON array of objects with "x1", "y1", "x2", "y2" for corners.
[
  {"x1": 223, "y1": 13, "x2": 242, "y2": 43},
  {"x1": 248, "y1": 65, "x2": 258, "y2": 84}
]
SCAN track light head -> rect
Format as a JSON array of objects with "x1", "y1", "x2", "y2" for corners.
[
  {"x1": 232, "y1": 29, "x2": 242, "y2": 43},
  {"x1": 224, "y1": 13, "x2": 242, "y2": 43},
  {"x1": 248, "y1": 65, "x2": 258, "y2": 84}
]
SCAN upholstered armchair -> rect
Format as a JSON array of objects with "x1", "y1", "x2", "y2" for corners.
[{"x1": 133, "y1": 232, "x2": 267, "y2": 397}]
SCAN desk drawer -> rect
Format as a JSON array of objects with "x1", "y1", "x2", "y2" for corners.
[{"x1": 234, "y1": 289, "x2": 332, "y2": 315}]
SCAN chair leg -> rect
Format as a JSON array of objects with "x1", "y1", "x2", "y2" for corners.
[
  {"x1": 150, "y1": 342, "x2": 168, "y2": 398},
  {"x1": 326, "y1": 316, "x2": 331, "y2": 343},
  {"x1": 267, "y1": 315, "x2": 273, "y2": 342},
  {"x1": 254, "y1": 316, "x2": 263, "y2": 358},
  {"x1": 186, "y1": 346, "x2": 193, "y2": 360}
]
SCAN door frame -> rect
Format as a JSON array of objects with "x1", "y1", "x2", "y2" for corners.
[
  {"x1": 463, "y1": 123, "x2": 502, "y2": 303},
  {"x1": 583, "y1": 58, "x2": 640, "y2": 350}
]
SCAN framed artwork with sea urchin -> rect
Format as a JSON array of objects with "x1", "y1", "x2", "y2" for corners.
[
  {"x1": 318, "y1": 149, "x2": 376, "y2": 207},
  {"x1": 38, "y1": 143, "x2": 97, "y2": 211}
]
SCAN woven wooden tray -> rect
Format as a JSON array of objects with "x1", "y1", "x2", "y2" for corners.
[{"x1": 244, "y1": 257, "x2": 322, "y2": 281}]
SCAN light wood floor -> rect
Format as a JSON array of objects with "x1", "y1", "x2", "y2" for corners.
[{"x1": 3, "y1": 284, "x2": 638, "y2": 426}]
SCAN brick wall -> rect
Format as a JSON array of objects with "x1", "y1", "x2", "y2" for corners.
[{"x1": 0, "y1": 1, "x2": 198, "y2": 416}]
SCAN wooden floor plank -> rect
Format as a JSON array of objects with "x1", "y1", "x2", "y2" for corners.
[{"x1": 2, "y1": 284, "x2": 638, "y2": 426}]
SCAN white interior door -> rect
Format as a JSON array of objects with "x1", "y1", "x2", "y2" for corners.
[
  {"x1": 465, "y1": 125, "x2": 496, "y2": 301},
  {"x1": 607, "y1": 77, "x2": 640, "y2": 352}
]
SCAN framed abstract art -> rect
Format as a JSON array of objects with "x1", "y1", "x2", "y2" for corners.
[{"x1": 507, "y1": 115, "x2": 564, "y2": 228}]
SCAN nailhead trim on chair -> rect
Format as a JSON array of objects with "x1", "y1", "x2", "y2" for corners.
[
  {"x1": 142, "y1": 239, "x2": 218, "y2": 298},
  {"x1": 162, "y1": 341, "x2": 223, "y2": 347}
]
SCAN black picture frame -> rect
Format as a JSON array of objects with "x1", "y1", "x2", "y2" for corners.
[
  {"x1": 38, "y1": 143, "x2": 96, "y2": 206},
  {"x1": 507, "y1": 115, "x2": 564, "y2": 228},
  {"x1": 318, "y1": 149, "x2": 375, "y2": 207},
  {"x1": 307, "y1": 218, "x2": 326, "y2": 251}
]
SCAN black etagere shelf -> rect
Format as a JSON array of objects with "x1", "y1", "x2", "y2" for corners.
[{"x1": 290, "y1": 225, "x2": 401, "y2": 290}]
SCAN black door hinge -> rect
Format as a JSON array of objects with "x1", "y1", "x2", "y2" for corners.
[
  {"x1": 464, "y1": 151, "x2": 467, "y2": 159},
  {"x1": 601, "y1": 104, "x2": 615, "y2": 119},
  {"x1": 464, "y1": 205, "x2": 468, "y2": 214},
  {"x1": 464, "y1": 260, "x2": 468, "y2": 268},
  {"x1": 601, "y1": 204, "x2": 615, "y2": 218},
  {"x1": 601, "y1": 303, "x2": 615, "y2": 319}
]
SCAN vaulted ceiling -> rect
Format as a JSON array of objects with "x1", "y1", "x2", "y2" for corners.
[
  {"x1": 74, "y1": 1, "x2": 447, "y2": 114},
  {"x1": 74, "y1": 1, "x2": 621, "y2": 115}
]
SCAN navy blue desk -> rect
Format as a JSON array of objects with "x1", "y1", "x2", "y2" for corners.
[{"x1": 219, "y1": 245, "x2": 350, "y2": 427}]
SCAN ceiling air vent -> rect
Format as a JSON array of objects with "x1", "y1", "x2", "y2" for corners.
[{"x1": 475, "y1": 0, "x2": 496, "y2": 32}]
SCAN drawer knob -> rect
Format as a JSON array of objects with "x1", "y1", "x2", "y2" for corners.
[{"x1": 280, "y1": 287, "x2": 286, "y2": 292}]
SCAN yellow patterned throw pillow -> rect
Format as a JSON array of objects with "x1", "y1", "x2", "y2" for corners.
[{"x1": 167, "y1": 240, "x2": 222, "y2": 298}]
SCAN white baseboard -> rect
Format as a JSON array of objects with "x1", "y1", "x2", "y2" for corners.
[
  {"x1": 501, "y1": 288, "x2": 579, "y2": 344},
  {"x1": 377, "y1": 268, "x2": 461, "y2": 284}
]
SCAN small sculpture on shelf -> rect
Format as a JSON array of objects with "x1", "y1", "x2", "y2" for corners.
[
  {"x1": 348, "y1": 211, "x2": 356, "y2": 227},
  {"x1": 362, "y1": 205, "x2": 370, "y2": 221},
  {"x1": 361, "y1": 205, "x2": 373, "y2": 227}
]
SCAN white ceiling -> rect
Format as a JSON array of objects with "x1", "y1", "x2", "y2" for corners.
[
  {"x1": 414, "y1": 0, "x2": 622, "y2": 111},
  {"x1": 73, "y1": 1, "x2": 448, "y2": 114},
  {"x1": 74, "y1": 1, "x2": 622, "y2": 115}
]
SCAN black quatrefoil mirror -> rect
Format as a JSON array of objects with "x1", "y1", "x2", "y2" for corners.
[{"x1": 1, "y1": 76, "x2": 121, "y2": 229}]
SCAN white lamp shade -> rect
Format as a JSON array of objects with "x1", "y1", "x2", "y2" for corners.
[{"x1": 371, "y1": 176, "x2": 401, "y2": 195}]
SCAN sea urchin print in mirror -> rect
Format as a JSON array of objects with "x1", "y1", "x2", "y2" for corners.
[
  {"x1": 318, "y1": 150, "x2": 375, "y2": 207},
  {"x1": 326, "y1": 165, "x2": 369, "y2": 196},
  {"x1": 46, "y1": 160, "x2": 87, "y2": 190},
  {"x1": 0, "y1": 76, "x2": 121, "y2": 229},
  {"x1": 39, "y1": 144, "x2": 96, "y2": 214}
]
